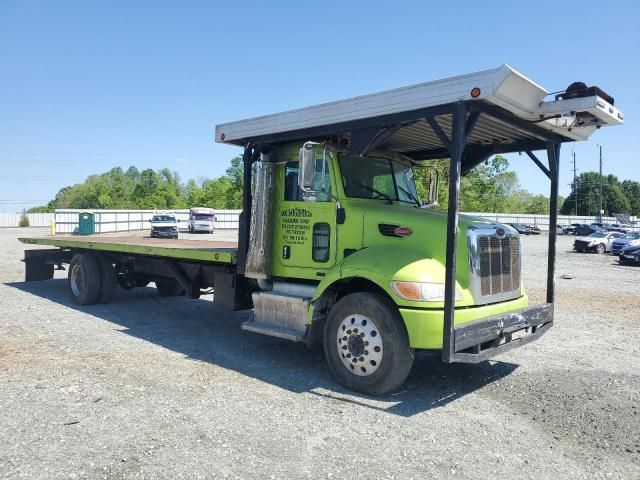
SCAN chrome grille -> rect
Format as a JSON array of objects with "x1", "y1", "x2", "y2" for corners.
[{"x1": 477, "y1": 235, "x2": 520, "y2": 296}]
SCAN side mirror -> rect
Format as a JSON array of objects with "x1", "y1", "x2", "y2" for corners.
[
  {"x1": 298, "y1": 142, "x2": 318, "y2": 192},
  {"x1": 428, "y1": 170, "x2": 439, "y2": 206}
]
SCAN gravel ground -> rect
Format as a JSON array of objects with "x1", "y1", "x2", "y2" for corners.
[{"x1": 1, "y1": 227, "x2": 639, "y2": 479}]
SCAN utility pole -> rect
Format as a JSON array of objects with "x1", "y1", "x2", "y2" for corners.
[{"x1": 598, "y1": 145, "x2": 604, "y2": 222}]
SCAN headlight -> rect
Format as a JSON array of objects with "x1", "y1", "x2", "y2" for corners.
[
  {"x1": 390, "y1": 281, "x2": 463, "y2": 302},
  {"x1": 172, "y1": 226, "x2": 177, "y2": 231}
]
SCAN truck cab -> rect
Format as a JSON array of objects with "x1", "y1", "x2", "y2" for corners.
[{"x1": 240, "y1": 140, "x2": 530, "y2": 393}]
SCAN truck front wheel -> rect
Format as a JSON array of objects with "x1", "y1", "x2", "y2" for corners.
[
  {"x1": 68, "y1": 253, "x2": 101, "y2": 305},
  {"x1": 324, "y1": 292, "x2": 414, "y2": 395}
]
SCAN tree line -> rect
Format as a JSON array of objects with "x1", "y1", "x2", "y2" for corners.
[
  {"x1": 413, "y1": 155, "x2": 562, "y2": 214},
  {"x1": 28, "y1": 157, "x2": 245, "y2": 212},
  {"x1": 28, "y1": 154, "x2": 637, "y2": 216},
  {"x1": 560, "y1": 172, "x2": 640, "y2": 216}
]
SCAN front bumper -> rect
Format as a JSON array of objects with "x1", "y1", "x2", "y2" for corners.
[
  {"x1": 192, "y1": 225, "x2": 213, "y2": 232},
  {"x1": 151, "y1": 230, "x2": 178, "y2": 238},
  {"x1": 574, "y1": 241, "x2": 596, "y2": 252},
  {"x1": 401, "y1": 297, "x2": 553, "y2": 363}
]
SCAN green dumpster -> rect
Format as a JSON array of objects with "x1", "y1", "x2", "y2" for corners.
[{"x1": 78, "y1": 212, "x2": 95, "y2": 235}]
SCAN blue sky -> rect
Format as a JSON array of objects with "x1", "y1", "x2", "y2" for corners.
[{"x1": 1, "y1": 0, "x2": 638, "y2": 211}]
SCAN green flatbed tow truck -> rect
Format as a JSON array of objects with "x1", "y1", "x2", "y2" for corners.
[{"x1": 20, "y1": 65, "x2": 623, "y2": 394}]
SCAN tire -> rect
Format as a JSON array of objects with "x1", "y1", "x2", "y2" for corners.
[
  {"x1": 156, "y1": 279, "x2": 184, "y2": 297},
  {"x1": 67, "y1": 253, "x2": 101, "y2": 305},
  {"x1": 96, "y1": 255, "x2": 117, "y2": 304},
  {"x1": 323, "y1": 292, "x2": 414, "y2": 395},
  {"x1": 596, "y1": 243, "x2": 606, "y2": 254}
]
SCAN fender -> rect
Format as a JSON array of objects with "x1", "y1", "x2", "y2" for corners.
[{"x1": 307, "y1": 246, "x2": 470, "y2": 324}]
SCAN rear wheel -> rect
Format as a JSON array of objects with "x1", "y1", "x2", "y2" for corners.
[
  {"x1": 156, "y1": 279, "x2": 184, "y2": 297},
  {"x1": 324, "y1": 292, "x2": 414, "y2": 395},
  {"x1": 596, "y1": 243, "x2": 606, "y2": 254},
  {"x1": 68, "y1": 253, "x2": 101, "y2": 305}
]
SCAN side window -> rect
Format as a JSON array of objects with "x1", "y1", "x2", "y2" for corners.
[
  {"x1": 284, "y1": 160, "x2": 332, "y2": 202},
  {"x1": 284, "y1": 162, "x2": 303, "y2": 201},
  {"x1": 311, "y1": 159, "x2": 332, "y2": 202},
  {"x1": 312, "y1": 223, "x2": 331, "y2": 262}
]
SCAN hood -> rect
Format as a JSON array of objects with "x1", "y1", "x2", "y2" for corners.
[
  {"x1": 612, "y1": 238, "x2": 629, "y2": 245},
  {"x1": 575, "y1": 236, "x2": 599, "y2": 242},
  {"x1": 360, "y1": 203, "x2": 512, "y2": 288}
]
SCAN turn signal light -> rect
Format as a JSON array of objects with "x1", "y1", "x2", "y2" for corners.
[{"x1": 391, "y1": 281, "x2": 422, "y2": 301}]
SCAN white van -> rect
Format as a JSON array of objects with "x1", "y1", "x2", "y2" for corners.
[
  {"x1": 188, "y1": 207, "x2": 216, "y2": 234},
  {"x1": 149, "y1": 213, "x2": 179, "y2": 239}
]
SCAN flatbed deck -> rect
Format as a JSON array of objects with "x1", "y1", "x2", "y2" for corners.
[{"x1": 19, "y1": 236, "x2": 238, "y2": 264}]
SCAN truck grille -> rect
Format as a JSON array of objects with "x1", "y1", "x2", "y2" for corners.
[{"x1": 477, "y1": 236, "x2": 521, "y2": 296}]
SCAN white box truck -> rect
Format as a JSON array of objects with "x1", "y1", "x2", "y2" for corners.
[{"x1": 188, "y1": 207, "x2": 216, "y2": 234}]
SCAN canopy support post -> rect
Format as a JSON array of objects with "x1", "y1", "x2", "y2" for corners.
[
  {"x1": 546, "y1": 143, "x2": 560, "y2": 304},
  {"x1": 441, "y1": 101, "x2": 468, "y2": 363}
]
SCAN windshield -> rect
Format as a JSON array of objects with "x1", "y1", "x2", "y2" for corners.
[
  {"x1": 624, "y1": 232, "x2": 640, "y2": 239},
  {"x1": 338, "y1": 154, "x2": 419, "y2": 204},
  {"x1": 152, "y1": 215, "x2": 175, "y2": 222},
  {"x1": 193, "y1": 214, "x2": 213, "y2": 221},
  {"x1": 589, "y1": 233, "x2": 607, "y2": 238}
]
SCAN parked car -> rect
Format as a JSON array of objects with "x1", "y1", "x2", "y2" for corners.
[
  {"x1": 575, "y1": 224, "x2": 606, "y2": 237},
  {"x1": 605, "y1": 223, "x2": 628, "y2": 233},
  {"x1": 556, "y1": 225, "x2": 567, "y2": 235},
  {"x1": 188, "y1": 207, "x2": 216, "y2": 234},
  {"x1": 523, "y1": 224, "x2": 541, "y2": 234},
  {"x1": 611, "y1": 232, "x2": 640, "y2": 256},
  {"x1": 574, "y1": 231, "x2": 624, "y2": 253},
  {"x1": 509, "y1": 223, "x2": 531, "y2": 235},
  {"x1": 620, "y1": 243, "x2": 640, "y2": 265},
  {"x1": 149, "y1": 213, "x2": 179, "y2": 239},
  {"x1": 564, "y1": 223, "x2": 580, "y2": 235}
]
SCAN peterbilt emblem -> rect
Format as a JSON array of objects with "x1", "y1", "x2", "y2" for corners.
[{"x1": 394, "y1": 227, "x2": 412, "y2": 237}]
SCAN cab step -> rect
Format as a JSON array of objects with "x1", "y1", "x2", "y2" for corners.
[
  {"x1": 243, "y1": 289, "x2": 311, "y2": 342},
  {"x1": 241, "y1": 321, "x2": 305, "y2": 342}
]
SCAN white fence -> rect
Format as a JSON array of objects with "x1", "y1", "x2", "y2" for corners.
[
  {"x1": 53, "y1": 209, "x2": 241, "y2": 234},
  {"x1": 2, "y1": 209, "x2": 636, "y2": 233},
  {"x1": 0, "y1": 212, "x2": 54, "y2": 228}
]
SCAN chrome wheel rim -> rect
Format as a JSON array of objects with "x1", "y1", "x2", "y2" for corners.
[
  {"x1": 336, "y1": 314, "x2": 383, "y2": 376},
  {"x1": 70, "y1": 264, "x2": 84, "y2": 297}
]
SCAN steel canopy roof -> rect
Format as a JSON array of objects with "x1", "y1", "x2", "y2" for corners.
[{"x1": 215, "y1": 65, "x2": 621, "y2": 163}]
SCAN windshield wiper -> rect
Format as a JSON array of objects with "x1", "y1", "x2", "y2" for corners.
[
  {"x1": 355, "y1": 183, "x2": 393, "y2": 204},
  {"x1": 397, "y1": 185, "x2": 421, "y2": 207}
]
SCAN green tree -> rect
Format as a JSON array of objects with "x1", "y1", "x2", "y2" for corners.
[
  {"x1": 19, "y1": 209, "x2": 30, "y2": 227},
  {"x1": 561, "y1": 171, "x2": 635, "y2": 216},
  {"x1": 621, "y1": 180, "x2": 640, "y2": 215}
]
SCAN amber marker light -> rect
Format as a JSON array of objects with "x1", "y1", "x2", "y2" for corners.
[
  {"x1": 390, "y1": 281, "x2": 422, "y2": 301},
  {"x1": 470, "y1": 87, "x2": 481, "y2": 98}
]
